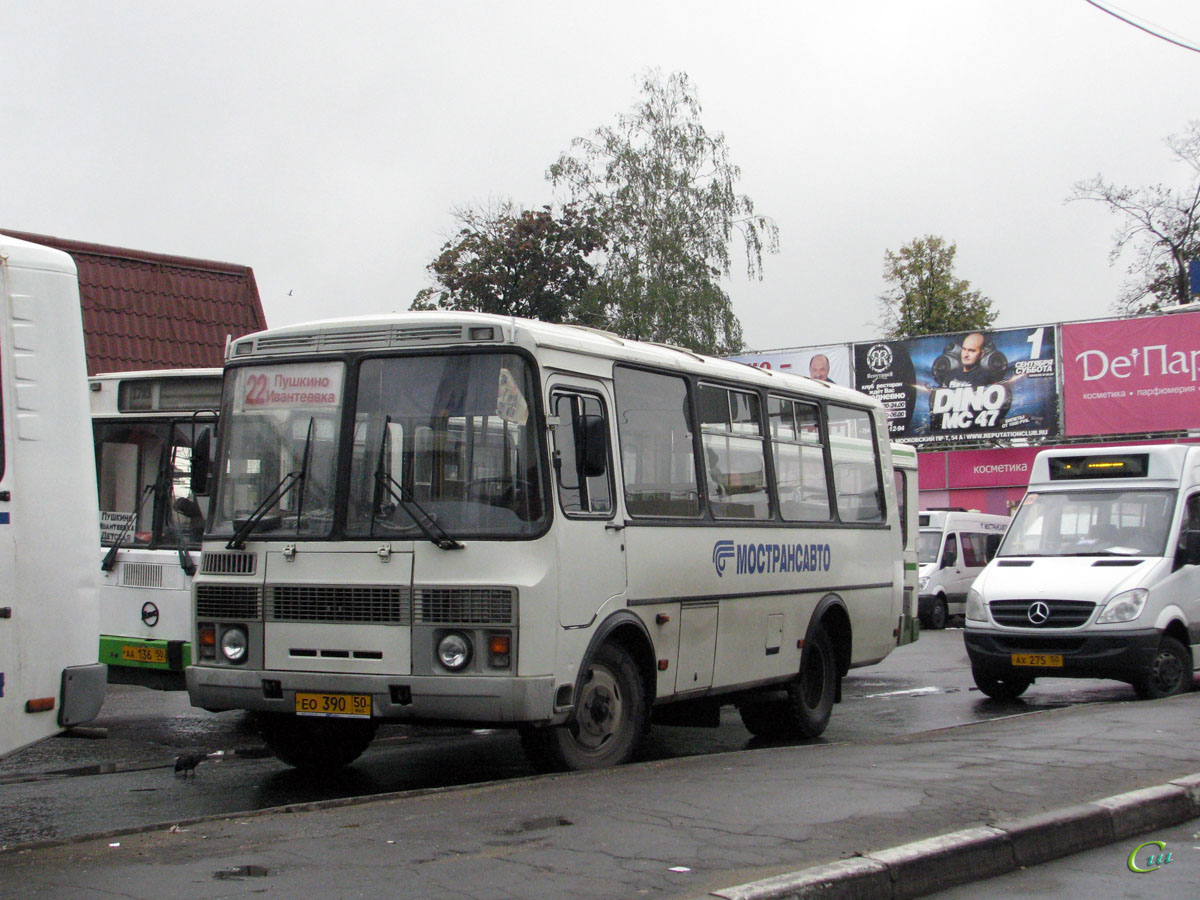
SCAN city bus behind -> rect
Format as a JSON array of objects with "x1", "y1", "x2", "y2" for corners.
[{"x1": 91, "y1": 368, "x2": 221, "y2": 690}]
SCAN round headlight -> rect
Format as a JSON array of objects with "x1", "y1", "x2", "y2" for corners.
[
  {"x1": 437, "y1": 632, "x2": 472, "y2": 671},
  {"x1": 220, "y1": 626, "x2": 248, "y2": 663}
]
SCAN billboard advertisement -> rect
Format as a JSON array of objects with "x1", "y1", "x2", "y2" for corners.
[
  {"x1": 853, "y1": 326, "x2": 1059, "y2": 445},
  {"x1": 1061, "y1": 311, "x2": 1200, "y2": 437},
  {"x1": 726, "y1": 343, "x2": 850, "y2": 386}
]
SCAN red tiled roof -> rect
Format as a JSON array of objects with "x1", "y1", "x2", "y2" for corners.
[{"x1": 3, "y1": 230, "x2": 268, "y2": 375}]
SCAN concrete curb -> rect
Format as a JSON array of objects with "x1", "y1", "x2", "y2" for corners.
[{"x1": 705, "y1": 772, "x2": 1200, "y2": 900}]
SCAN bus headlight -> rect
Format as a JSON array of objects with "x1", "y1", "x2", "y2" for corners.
[
  {"x1": 1097, "y1": 588, "x2": 1148, "y2": 624},
  {"x1": 437, "y1": 632, "x2": 473, "y2": 671},
  {"x1": 965, "y1": 588, "x2": 987, "y2": 622},
  {"x1": 220, "y1": 626, "x2": 248, "y2": 664}
]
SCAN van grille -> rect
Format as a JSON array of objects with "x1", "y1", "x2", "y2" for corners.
[
  {"x1": 196, "y1": 584, "x2": 262, "y2": 619},
  {"x1": 989, "y1": 599, "x2": 1095, "y2": 628},
  {"x1": 201, "y1": 551, "x2": 257, "y2": 575},
  {"x1": 268, "y1": 585, "x2": 411, "y2": 624},
  {"x1": 413, "y1": 587, "x2": 515, "y2": 624}
]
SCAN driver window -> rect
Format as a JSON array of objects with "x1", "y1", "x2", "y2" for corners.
[
  {"x1": 551, "y1": 392, "x2": 613, "y2": 517},
  {"x1": 942, "y1": 533, "x2": 958, "y2": 567}
]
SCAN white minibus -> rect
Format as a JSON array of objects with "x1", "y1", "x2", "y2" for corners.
[
  {"x1": 0, "y1": 233, "x2": 106, "y2": 758},
  {"x1": 918, "y1": 510, "x2": 1009, "y2": 629},
  {"x1": 965, "y1": 444, "x2": 1200, "y2": 700},
  {"x1": 188, "y1": 312, "x2": 912, "y2": 772},
  {"x1": 91, "y1": 369, "x2": 221, "y2": 689}
]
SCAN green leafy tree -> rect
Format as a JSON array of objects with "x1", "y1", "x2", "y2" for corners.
[
  {"x1": 411, "y1": 202, "x2": 606, "y2": 323},
  {"x1": 876, "y1": 235, "x2": 996, "y2": 339},
  {"x1": 548, "y1": 70, "x2": 778, "y2": 356},
  {"x1": 1070, "y1": 120, "x2": 1200, "y2": 316}
]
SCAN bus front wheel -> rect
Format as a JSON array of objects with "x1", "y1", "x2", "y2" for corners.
[
  {"x1": 255, "y1": 712, "x2": 378, "y2": 772},
  {"x1": 520, "y1": 642, "x2": 647, "y2": 772}
]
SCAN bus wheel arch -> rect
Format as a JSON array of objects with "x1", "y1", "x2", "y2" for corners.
[{"x1": 521, "y1": 612, "x2": 653, "y2": 773}]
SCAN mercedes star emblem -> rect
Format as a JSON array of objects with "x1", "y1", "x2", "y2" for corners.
[{"x1": 1027, "y1": 601, "x2": 1051, "y2": 625}]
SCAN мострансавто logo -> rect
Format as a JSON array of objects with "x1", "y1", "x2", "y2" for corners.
[{"x1": 712, "y1": 540, "x2": 832, "y2": 578}]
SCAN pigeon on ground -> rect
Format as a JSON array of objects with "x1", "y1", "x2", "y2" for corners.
[{"x1": 174, "y1": 752, "x2": 209, "y2": 777}]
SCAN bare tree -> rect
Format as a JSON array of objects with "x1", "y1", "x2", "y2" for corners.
[{"x1": 1070, "y1": 121, "x2": 1200, "y2": 316}]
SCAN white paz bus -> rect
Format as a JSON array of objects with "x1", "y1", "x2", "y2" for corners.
[
  {"x1": 187, "y1": 313, "x2": 914, "y2": 772},
  {"x1": 1, "y1": 233, "x2": 106, "y2": 758},
  {"x1": 91, "y1": 368, "x2": 221, "y2": 690}
]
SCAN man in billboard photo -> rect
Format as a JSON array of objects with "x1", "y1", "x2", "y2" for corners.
[
  {"x1": 928, "y1": 331, "x2": 1011, "y2": 433},
  {"x1": 808, "y1": 353, "x2": 834, "y2": 383}
]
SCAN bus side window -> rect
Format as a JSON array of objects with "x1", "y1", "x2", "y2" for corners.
[{"x1": 552, "y1": 393, "x2": 613, "y2": 517}]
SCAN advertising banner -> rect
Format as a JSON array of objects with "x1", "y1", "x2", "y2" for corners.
[
  {"x1": 853, "y1": 326, "x2": 1059, "y2": 445},
  {"x1": 727, "y1": 344, "x2": 850, "y2": 386},
  {"x1": 1061, "y1": 311, "x2": 1200, "y2": 437}
]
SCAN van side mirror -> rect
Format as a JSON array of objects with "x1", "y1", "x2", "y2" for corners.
[
  {"x1": 190, "y1": 430, "x2": 212, "y2": 497},
  {"x1": 574, "y1": 414, "x2": 607, "y2": 478}
]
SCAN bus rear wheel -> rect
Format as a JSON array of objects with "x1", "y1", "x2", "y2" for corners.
[
  {"x1": 520, "y1": 642, "x2": 647, "y2": 772},
  {"x1": 255, "y1": 712, "x2": 378, "y2": 772},
  {"x1": 738, "y1": 624, "x2": 837, "y2": 740}
]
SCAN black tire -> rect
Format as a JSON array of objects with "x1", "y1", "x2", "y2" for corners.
[
  {"x1": 520, "y1": 642, "x2": 647, "y2": 772},
  {"x1": 929, "y1": 596, "x2": 948, "y2": 631},
  {"x1": 1133, "y1": 636, "x2": 1192, "y2": 700},
  {"x1": 255, "y1": 712, "x2": 378, "y2": 772},
  {"x1": 737, "y1": 623, "x2": 838, "y2": 740},
  {"x1": 972, "y1": 668, "x2": 1031, "y2": 701},
  {"x1": 737, "y1": 697, "x2": 792, "y2": 739}
]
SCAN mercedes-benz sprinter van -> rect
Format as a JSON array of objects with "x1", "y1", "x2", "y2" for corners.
[{"x1": 964, "y1": 445, "x2": 1200, "y2": 700}]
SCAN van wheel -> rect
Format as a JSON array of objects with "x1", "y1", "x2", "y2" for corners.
[
  {"x1": 255, "y1": 712, "x2": 378, "y2": 772},
  {"x1": 520, "y1": 642, "x2": 647, "y2": 772},
  {"x1": 1133, "y1": 636, "x2": 1192, "y2": 699},
  {"x1": 929, "y1": 597, "x2": 948, "y2": 630},
  {"x1": 972, "y1": 668, "x2": 1031, "y2": 701}
]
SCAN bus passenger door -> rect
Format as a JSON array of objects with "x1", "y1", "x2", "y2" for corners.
[{"x1": 548, "y1": 384, "x2": 627, "y2": 627}]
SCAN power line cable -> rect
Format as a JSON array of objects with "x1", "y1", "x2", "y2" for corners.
[{"x1": 1084, "y1": 0, "x2": 1200, "y2": 54}]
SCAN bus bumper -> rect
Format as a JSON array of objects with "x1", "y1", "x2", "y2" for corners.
[{"x1": 185, "y1": 665, "x2": 563, "y2": 725}]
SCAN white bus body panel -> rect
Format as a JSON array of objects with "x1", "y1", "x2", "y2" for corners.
[{"x1": 0, "y1": 234, "x2": 106, "y2": 759}]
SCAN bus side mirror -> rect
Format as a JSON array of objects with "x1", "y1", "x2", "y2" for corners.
[
  {"x1": 574, "y1": 414, "x2": 607, "y2": 478},
  {"x1": 190, "y1": 430, "x2": 212, "y2": 497}
]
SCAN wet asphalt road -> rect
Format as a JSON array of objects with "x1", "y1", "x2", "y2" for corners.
[{"x1": 0, "y1": 627, "x2": 1147, "y2": 848}]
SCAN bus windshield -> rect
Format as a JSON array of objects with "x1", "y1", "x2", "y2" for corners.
[
  {"x1": 211, "y1": 353, "x2": 547, "y2": 540},
  {"x1": 998, "y1": 488, "x2": 1176, "y2": 558}
]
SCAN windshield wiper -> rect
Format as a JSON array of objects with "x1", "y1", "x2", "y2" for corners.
[
  {"x1": 226, "y1": 418, "x2": 314, "y2": 550},
  {"x1": 371, "y1": 417, "x2": 463, "y2": 550},
  {"x1": 101, "y1": 483, "x2": 157, "y2": 572}
]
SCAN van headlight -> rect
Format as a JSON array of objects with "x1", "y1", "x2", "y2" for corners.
[
  {"x1": 437, "y1": 632, "x2": 473, "y2": 671},
  {"x1": 918, "y1": 575, "x2": 929, "y2": 592},
  {"x1": 965, "y1": 588, "x2": 987, "y2": 622},
  {"x1": 1096, "y1": 588, "x2": 1148, "y2": 624}
]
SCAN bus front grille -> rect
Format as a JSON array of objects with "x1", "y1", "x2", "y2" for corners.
[
  {"x1": 196, "y1": 584, "x2": 262, "y2": 619},
  {"x1": 268, "y1": 585, "x2": 412, "y2": 624},
  {"x1": 413, "y1": 587, "x2": 515, "y2": 625},
  {"x1": 121, "y1": 562, "x2": 164, "y2": 588},
  {"x1": 989, "y1": 599, "x2": 1096, "y2": 628},
  {"x1": 201, "y1": 551, "x2": 257, "y2": 575}
]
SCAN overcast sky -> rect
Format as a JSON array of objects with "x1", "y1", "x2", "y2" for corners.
[{"x1": 4, "y1": 1, "x2": 1199, "y2": 353}]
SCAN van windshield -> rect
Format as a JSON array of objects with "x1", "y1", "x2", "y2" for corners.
[
  {"x1": 999, "y1": 489, "x2": 1176, "y2": 558},
  {"x1": 918, "y1": 530, "x2": 942, "y2": 564}
]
